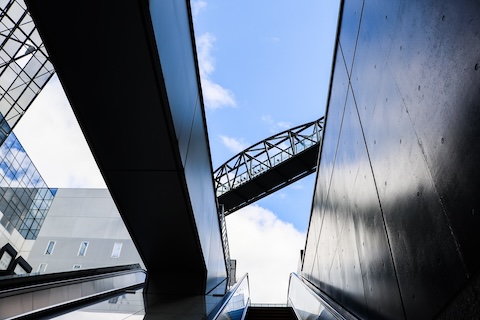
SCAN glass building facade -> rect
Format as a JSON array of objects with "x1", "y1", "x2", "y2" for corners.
[
  {"x1": 0, "y1": 132, "x2": 55, "y2": 239},
  {"x1": 0, "y1": 0, "x2": 55, "y2": 144}
]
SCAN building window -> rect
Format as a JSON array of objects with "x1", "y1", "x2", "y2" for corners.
[
  {"x1": 45, "y1": 241, "x2": 55, "y2": 255},
  {"x1": 73, "y1": 264, "x2": 82, "y2": 270},
  {"x1": 0, "y1": 251, "x2": 13, "y2": 271},
  {"x1": 37, "y1": 263, "x2": 47, "y2": 273},
  {"x1": 14, "y1": 264, "x2": 27, "y2": 275},
  {"x1": 111, "y1": 242, "x2": 123, "y2": 258},
  {"x1": 77, "y1": 241, "x2": 89, "y2": 256}
]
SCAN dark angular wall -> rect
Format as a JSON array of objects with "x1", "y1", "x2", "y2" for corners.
[
  {"x1": 301, "y1": 0, "x2": 480, "y2": 319},
  {"x1": 149, "y1": 0, "x2": 227, "y2": 296}
]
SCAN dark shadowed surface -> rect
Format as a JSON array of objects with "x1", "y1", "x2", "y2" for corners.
[{"x1": 302, "y1": 0, "x2": 480, "y2": 319}]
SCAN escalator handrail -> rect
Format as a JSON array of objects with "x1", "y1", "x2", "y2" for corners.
[
  {"x1": 288, "y1": 273, "x2": 358, "y2": 320},
  {"x1": 207, "y1": 273, "x2": 250, "y2": 320}
]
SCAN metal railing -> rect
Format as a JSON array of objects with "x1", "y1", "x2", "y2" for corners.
[
  {"x1": 219, "y1": 204, "x2": 232, "y2": 287},
  {"x1": 0, "y1": 264, "x2": 146, "y2": 319},
  {"x1": 214, "y1": 117, "x2": 324, "y2": 197},
  {"x1": 250, "y1": 303, "x2": 288, "y2": 307}
]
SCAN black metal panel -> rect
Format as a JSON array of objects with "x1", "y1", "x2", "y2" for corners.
[
  {"x1": 25, "y1": 0, "x2": 211, "y2": 297},
  {"x1": 344, "y1": 87, "x2": 404, "y2": 319},
  {"x1": 303, "y1": 0, "x2": 480, "y2": 318},
  {"x1": 372, "y1": 0, "x2": 480, "y2": 275},
  {"x1": 350, "y1": 0, "x2": 472, "y2": 318},
  {"x1": 302, "y1": 44, "x2": 349, "y2": 285},
  {"x1": 183, "y1": 100, "x2": 227, "y2": 292},
  {"x1": 338, "y1": 0, "x2": 364, "y2": 76},
  {"x1": 150, "y1": 0, "x2": 200, "y2": 167}
]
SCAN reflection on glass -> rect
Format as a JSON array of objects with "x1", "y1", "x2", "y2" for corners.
[
  {"x1": 0, "y1": 132, "x2": 55, "y2": 241},
  {"x1": 0, "y1": 0, "x2": 55, "y2": 141},
  {"x1": 0, "y1": 250, "x2": 13, "y2": 270},
  {"x1": 77, "y1": 241, "x2": 89, "y2": 257},
  {"x1": 287, "y1": 273, "x2": 337, "y2": 320},
  {"x1": 52, "y1": 289, "x2": 145, "y2": 320},
  {"x1": 111, "y1": 242, "x2": 123, "y2": 258},
  {"x1": 212, "y1": 273, "x2": 250, "y2": 320},
  {"x1": 45, "y1": 240, "x2": 55, "y2": 255}
]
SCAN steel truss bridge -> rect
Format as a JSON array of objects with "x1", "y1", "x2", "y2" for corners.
[{"x1": 214, "y1": 117, "x2": 324, "y2": 215}]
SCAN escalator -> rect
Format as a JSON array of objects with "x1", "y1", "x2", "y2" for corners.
[
  {"x1": 245, "y1": 305, "x2": 297, "y2": 320},
  {"x1": 208, "y1": 273, "x2": 357, "y2": 320}
]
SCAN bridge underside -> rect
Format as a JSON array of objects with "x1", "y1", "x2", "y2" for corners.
[
  {"x1": 215, "y1": 117, "x2": 323, "y2": 215},
  {"x1": 219, "y1": 144, "x2": 319, "y2": 215}
]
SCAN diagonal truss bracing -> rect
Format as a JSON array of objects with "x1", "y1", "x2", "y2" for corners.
[{"x1": 214, "y1": 117, "x2": 324, "y2": 215}]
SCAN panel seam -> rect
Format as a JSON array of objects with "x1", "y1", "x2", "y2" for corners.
[{"x1": 349, "y1": 82, "x2": 408, "y2": 320}]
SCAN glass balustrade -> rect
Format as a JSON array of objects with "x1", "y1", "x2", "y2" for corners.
[
  {"x1": 287, "y1": 273, "x2": 356, "y2": 320},
  {"x1": 208, "y1": 273, "x2": 250, "y2": 320}
]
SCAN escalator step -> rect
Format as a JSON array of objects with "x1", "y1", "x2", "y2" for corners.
[{"x1": 245, "y1": 306, "x2": 297, "y2": 320}]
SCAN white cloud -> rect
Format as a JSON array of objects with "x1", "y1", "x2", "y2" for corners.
[
  {"x1": 202, "y1": 78, "x2": 236, "y2": 109},
  {"x1": 219, "y1": 135, "x2": 248, "y2": 153},
  {"x1": 277, "y1": 121, "x2": 291, "y2": 130},
  {"x1": 261, "y1": 115, "x2": 291, "y2": 133},
  {"x1": 196, "y1": 33, "x2": 236, "y2": 109},
  {"x1": 261, "y1": 115, "x2": 274, "y2": 126},
  {"x1": 191, "y1": 0, "x2": 207, "y2": 19},
  {"x1": 197, "y1": 32, "x2": 215, "y2": 77},
  {"x1": 13, "y1": 76, "x2": 106, "y2": 188},
  {"x1": 290, "y1": 183, "x2": 304, "y2": 190},
  {"x1": 277, "y1": 192, "x2": 287, "y2": 199},
  {"x1": 226, "y1": 205, "x2": 305, "y2": 303}
]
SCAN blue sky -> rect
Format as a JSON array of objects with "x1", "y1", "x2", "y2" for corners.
[
  {"x1": 192, "y1": 0, "x2": 340, "y2": 302},
  {"x1": 14, "y1": 0, "x2": 340, "y2": 304},
  {"x1": 192, "y1": 0, "x2": 339, "y2": 232}
]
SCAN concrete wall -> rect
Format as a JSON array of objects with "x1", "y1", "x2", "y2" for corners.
[
  {"x1": 28, "y1": 189, "x2": 143, "y2": 273},
  {"x1": 301, "y1": 0, "x2": 480, "y2": 319}
]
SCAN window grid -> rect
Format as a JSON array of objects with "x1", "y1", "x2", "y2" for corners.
[
  {"x1": 0, "y1": 0, "x2": 55, "y2": 142},
  {"x1": 0, "y1": 133, "x2": 56, "y2": 239}
]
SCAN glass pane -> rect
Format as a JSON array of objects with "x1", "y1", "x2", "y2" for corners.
[
  {"x1": 78, "y1": 241, "x2": 88, "y2": 256},
  {"x1": 6, "y1": 1, "x2": 24, "y2": 23},
  {"x1": 0, "y1": 251, "x2": 13, "y2": 270},
  {"x1": 52, "y1": 289, "x2": 145, "y2": 319},
  {"x1": 44, "y1": 240, "x2": 55, "y2": 254},
  {"x1": 0, "y1": 0, "x2": 12, "y2": 11},
  {"x1": 37, "y1": 263, "x2": 47, "y2": 273},
  {"x1": 111, "y1": 242, "x2": 123, "y2": 258}
]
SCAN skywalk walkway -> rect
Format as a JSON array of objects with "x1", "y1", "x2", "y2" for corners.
[{"x1": 214, "y1": 117, "x2": 324, "y2": 215}]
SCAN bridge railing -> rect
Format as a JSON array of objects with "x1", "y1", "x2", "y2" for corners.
[{"x1": 214, "y1": 117, "x2": 324, "y2": 197}]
